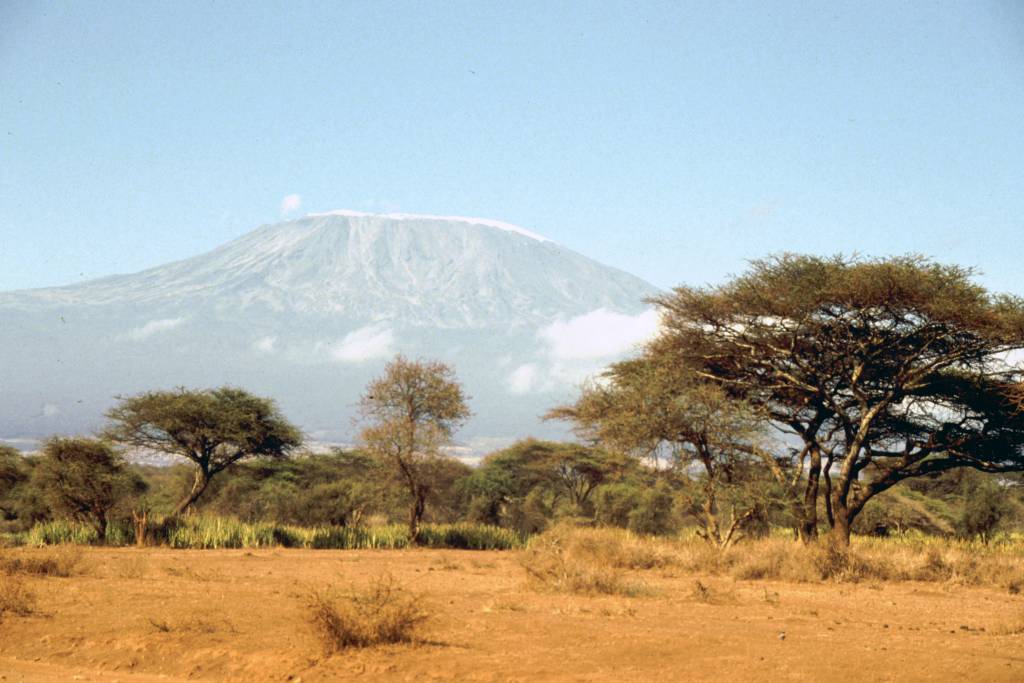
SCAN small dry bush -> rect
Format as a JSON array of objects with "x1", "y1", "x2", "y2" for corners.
[
  {"x1": 308, "y1": 576, "x2": 428, "y2": 652},
  {"x1": 0, "y1": 547, "x2": 82, "y2": 578},
  {"x1": 0, "y1": 575, "x2": 36, "y2": 620},
  {"x1": 519, "y1": 525, "x2": 655, "y2": 596},
  {"x1": 689, "y1": 579, "x2": 736, "y2": 605}
]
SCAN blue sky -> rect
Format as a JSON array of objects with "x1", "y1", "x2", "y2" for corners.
[{"x1": 2, "y1": 1, "x2": 1023, "y2": 293}]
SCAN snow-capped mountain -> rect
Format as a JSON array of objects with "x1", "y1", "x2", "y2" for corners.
[{"x1": 0, "y1": 212, "x2": 660, "y2": 455}]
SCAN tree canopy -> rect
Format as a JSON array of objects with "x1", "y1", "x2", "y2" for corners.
[
  {"x1": 359, "y1": 355, "x2": 471, "y2": 542},
  {"x1": 32, "y1": 437, "x2": 145, "y2": 541},
  {"x1": 650, "y1": 253, "x2": 1024, "y2": 543},
  {"x1": 549, "y1": 355, "x2": 787, "y2": 546},
  {"x1": 103, "y1": 386, "x2": 302, "y2": 515}
]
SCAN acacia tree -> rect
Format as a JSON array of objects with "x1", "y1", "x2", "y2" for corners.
[
  {"x1": 359, "y1": 355, "x2": 471, "y2": 543},
  {"x1": 32, "y1": 438, "x2": 145, "y2": 542},
  {"x1": 549, "y1": 355, "x2": 790, "y2": 548},
  {"x1": 652, "y1": 254, "x2": 1024, "y2": 545},
  {"x1": 0, "y1": 445, "x2": 26, "y2": 521},
  {"x1": 104, "y1": 387, "x2": 302, "y2": 516}
]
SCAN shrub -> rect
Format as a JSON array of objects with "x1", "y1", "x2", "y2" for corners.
[
  {"x1": 308, "y1": 576, "x2": 428, "y2": 651},
  {"x1": 0, "y1": 575, "x2": 35, "y2": 620},
  {"x1": 627, "y1": 483, "x2": 675, "y2": 536},
  {"x1": 957, "y1": 477, "x2": 1010, "y2": 542},
  {"x1": 593, "y1": 483, "x2": 641, "y2": 529}
]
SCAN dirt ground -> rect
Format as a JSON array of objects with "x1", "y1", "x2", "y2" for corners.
[{"x1": 1, "y1": 547, "x2": 1022, "y2": 682}]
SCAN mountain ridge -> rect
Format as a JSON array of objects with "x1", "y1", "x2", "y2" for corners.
[
  {"x1": 0, "y1": 213, "x2": 655, "y2": 328},
  {"x1": 0, "y1": 212, "x2": 661, "y2": 453}
]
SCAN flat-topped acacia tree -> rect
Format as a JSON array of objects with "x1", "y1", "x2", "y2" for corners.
[
  {"x1": 651, "y1": 254, "x2": 1024, "y2": 545},
  {"x1": 104, "y1": 387, "x2": 302, "y2": 516}
]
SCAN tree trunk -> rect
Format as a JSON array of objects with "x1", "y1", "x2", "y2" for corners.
[
  {"x1": 132, "y1": 508, "x2": 149, "y2": 547},
  {"x1": 830, "y1": 487, "x2": 871, "y2": 548},
  {"x1": 829, "y1": 508, "x2": 852, "y2": 547},
  {"x1": 95, "y1": 513, "x2": 108, "y2": 545},
  {"x1": 798, "y1": 446, "x2": 822, "y2": 543},
  {"x1": 172, "y1": 466, "x2": 211, "y2": 517},
  {"x1": 701, "y1": 479, "x2": 722, "y2": 546},
  {"x1": 408, "y1": 488, "x2": 427, "y2": 545}
]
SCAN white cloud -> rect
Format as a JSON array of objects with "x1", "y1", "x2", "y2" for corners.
[
  {"x1": 253, "y1": 336, "x2": 277, "y2": 353},
  {"x1": 280, "y1": 193, "x2": 302, "y2": 215},
  {"x1": 507, "y1": 363, "x2": 541, "y2": 395},
  {"x1": 328, "y1": 325, "x2": 395, "y2": 362},
  {"x1": 538, "y1": 308, "x2": 659, "y2": 360},
  {"x1": 503, "y1": 308, "x2": 661, "y2": 396},
  {"x1": 42, "y1": 403, "x2": 60, "y2": 417},
  {"x1": 125, "y1": 317, "x2": 185, "y2": 341}
]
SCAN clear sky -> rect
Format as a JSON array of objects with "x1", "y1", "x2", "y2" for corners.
[{"x1": 2, "y1": 1, "x2": 1023, "y2": 294}]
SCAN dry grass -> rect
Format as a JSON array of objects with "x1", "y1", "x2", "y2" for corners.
[
  {"x1": 520, "y1": 526, "x2": 1024, "y2": 594},
  {"x1": 689, "y1": 579, "x2": 736, "y2": 605},
  {"x1": 519, "y1": 525, "x2": 654, "y2": 596},
  {"x1": 0, "y1": 546, "x2": 83, "y2": 578},
  {"x1": 307, "y1": 576, "x2": 429, "y2": 652},
  {"x1": 714, "y1": 537, "x2": 1024, "y2": 590},
  {"x1": 0, "y1": 574, "x2": 36, "y2": 620}
]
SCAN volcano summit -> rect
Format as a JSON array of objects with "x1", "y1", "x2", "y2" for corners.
[{"x1": 0, "y1": 212, "x2": 660, "y2": 453}]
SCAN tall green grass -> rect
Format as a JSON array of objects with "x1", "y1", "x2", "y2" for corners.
[{"x1": 6, "y1": 517, "x2": 525, "y2": 551}]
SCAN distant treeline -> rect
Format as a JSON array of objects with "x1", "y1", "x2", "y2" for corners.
[
  {"x1": 3, "y1": 438, "x2": 1023, "y2": 543},
  {"x1": 3, "y1": 253, "x2": 1024, "y2": 548}
]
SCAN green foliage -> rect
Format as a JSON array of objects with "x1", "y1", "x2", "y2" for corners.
[
  {"x1": 196, "y1": 452, "x2": 386, "y2": 526},
  {"x1": 104, "y1": 386, "x2": 302, "y2": 515},
  {"x1": 32, "y1": 438, "x2": 145, "y2": 542},
  {"x1": 0, "y1": 447, "x2": 48, "y2": 532},
  {"x1": 628, "y1": 482, "x2": 675, "y2": 536},
  {"x1": 548, "y1": 353, "x2": 789, "y2": 546},
  {"x1": 853, "y1": 487, "x2": 956, "y2": 536},
  {"x1": 593, "y1": 483, "x2": 641, "y2": 529},
  {"x1": 465, "y1": 438, "x2": 630, "y2": 533},
  {"x1": 359, "y1": 355, "x2": 471, "y2": 543},
  {"x1": 957, "y1": 473, "x2": 1010, "y2": 542},
  {"x1": 649, "y1": 253, "x2": 1024, "y2": 543}
]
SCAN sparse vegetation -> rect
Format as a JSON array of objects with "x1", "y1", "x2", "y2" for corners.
[
  {"x1": 0, "y1": 546, "x2": 83, "y2": 577},
  {"x1": 520, "y1": 524, "x2": 653, "y2": 596},
  {"x1": 0, "y1": 574, "x2": 35, "y2": 620},
  {"x1": 308, "y1": 576, "x2": 428, "y2": 651}
]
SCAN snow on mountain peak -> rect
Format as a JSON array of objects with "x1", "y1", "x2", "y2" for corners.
[{"x1": 306, "y1": 209, "x2": 552, "y2": 243}]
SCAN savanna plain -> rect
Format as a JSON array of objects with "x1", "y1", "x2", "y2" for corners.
[{"x1": 2, "y1": 528, "x2": 1023, "y2": 682}]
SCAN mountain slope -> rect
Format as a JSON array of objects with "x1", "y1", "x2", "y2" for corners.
[
  {"x1": 0, "y1": 212, "x2": 660, "y2": 454},
  {"x1": 0, "y1": 213, "x2": 654, "y2": 327}
]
